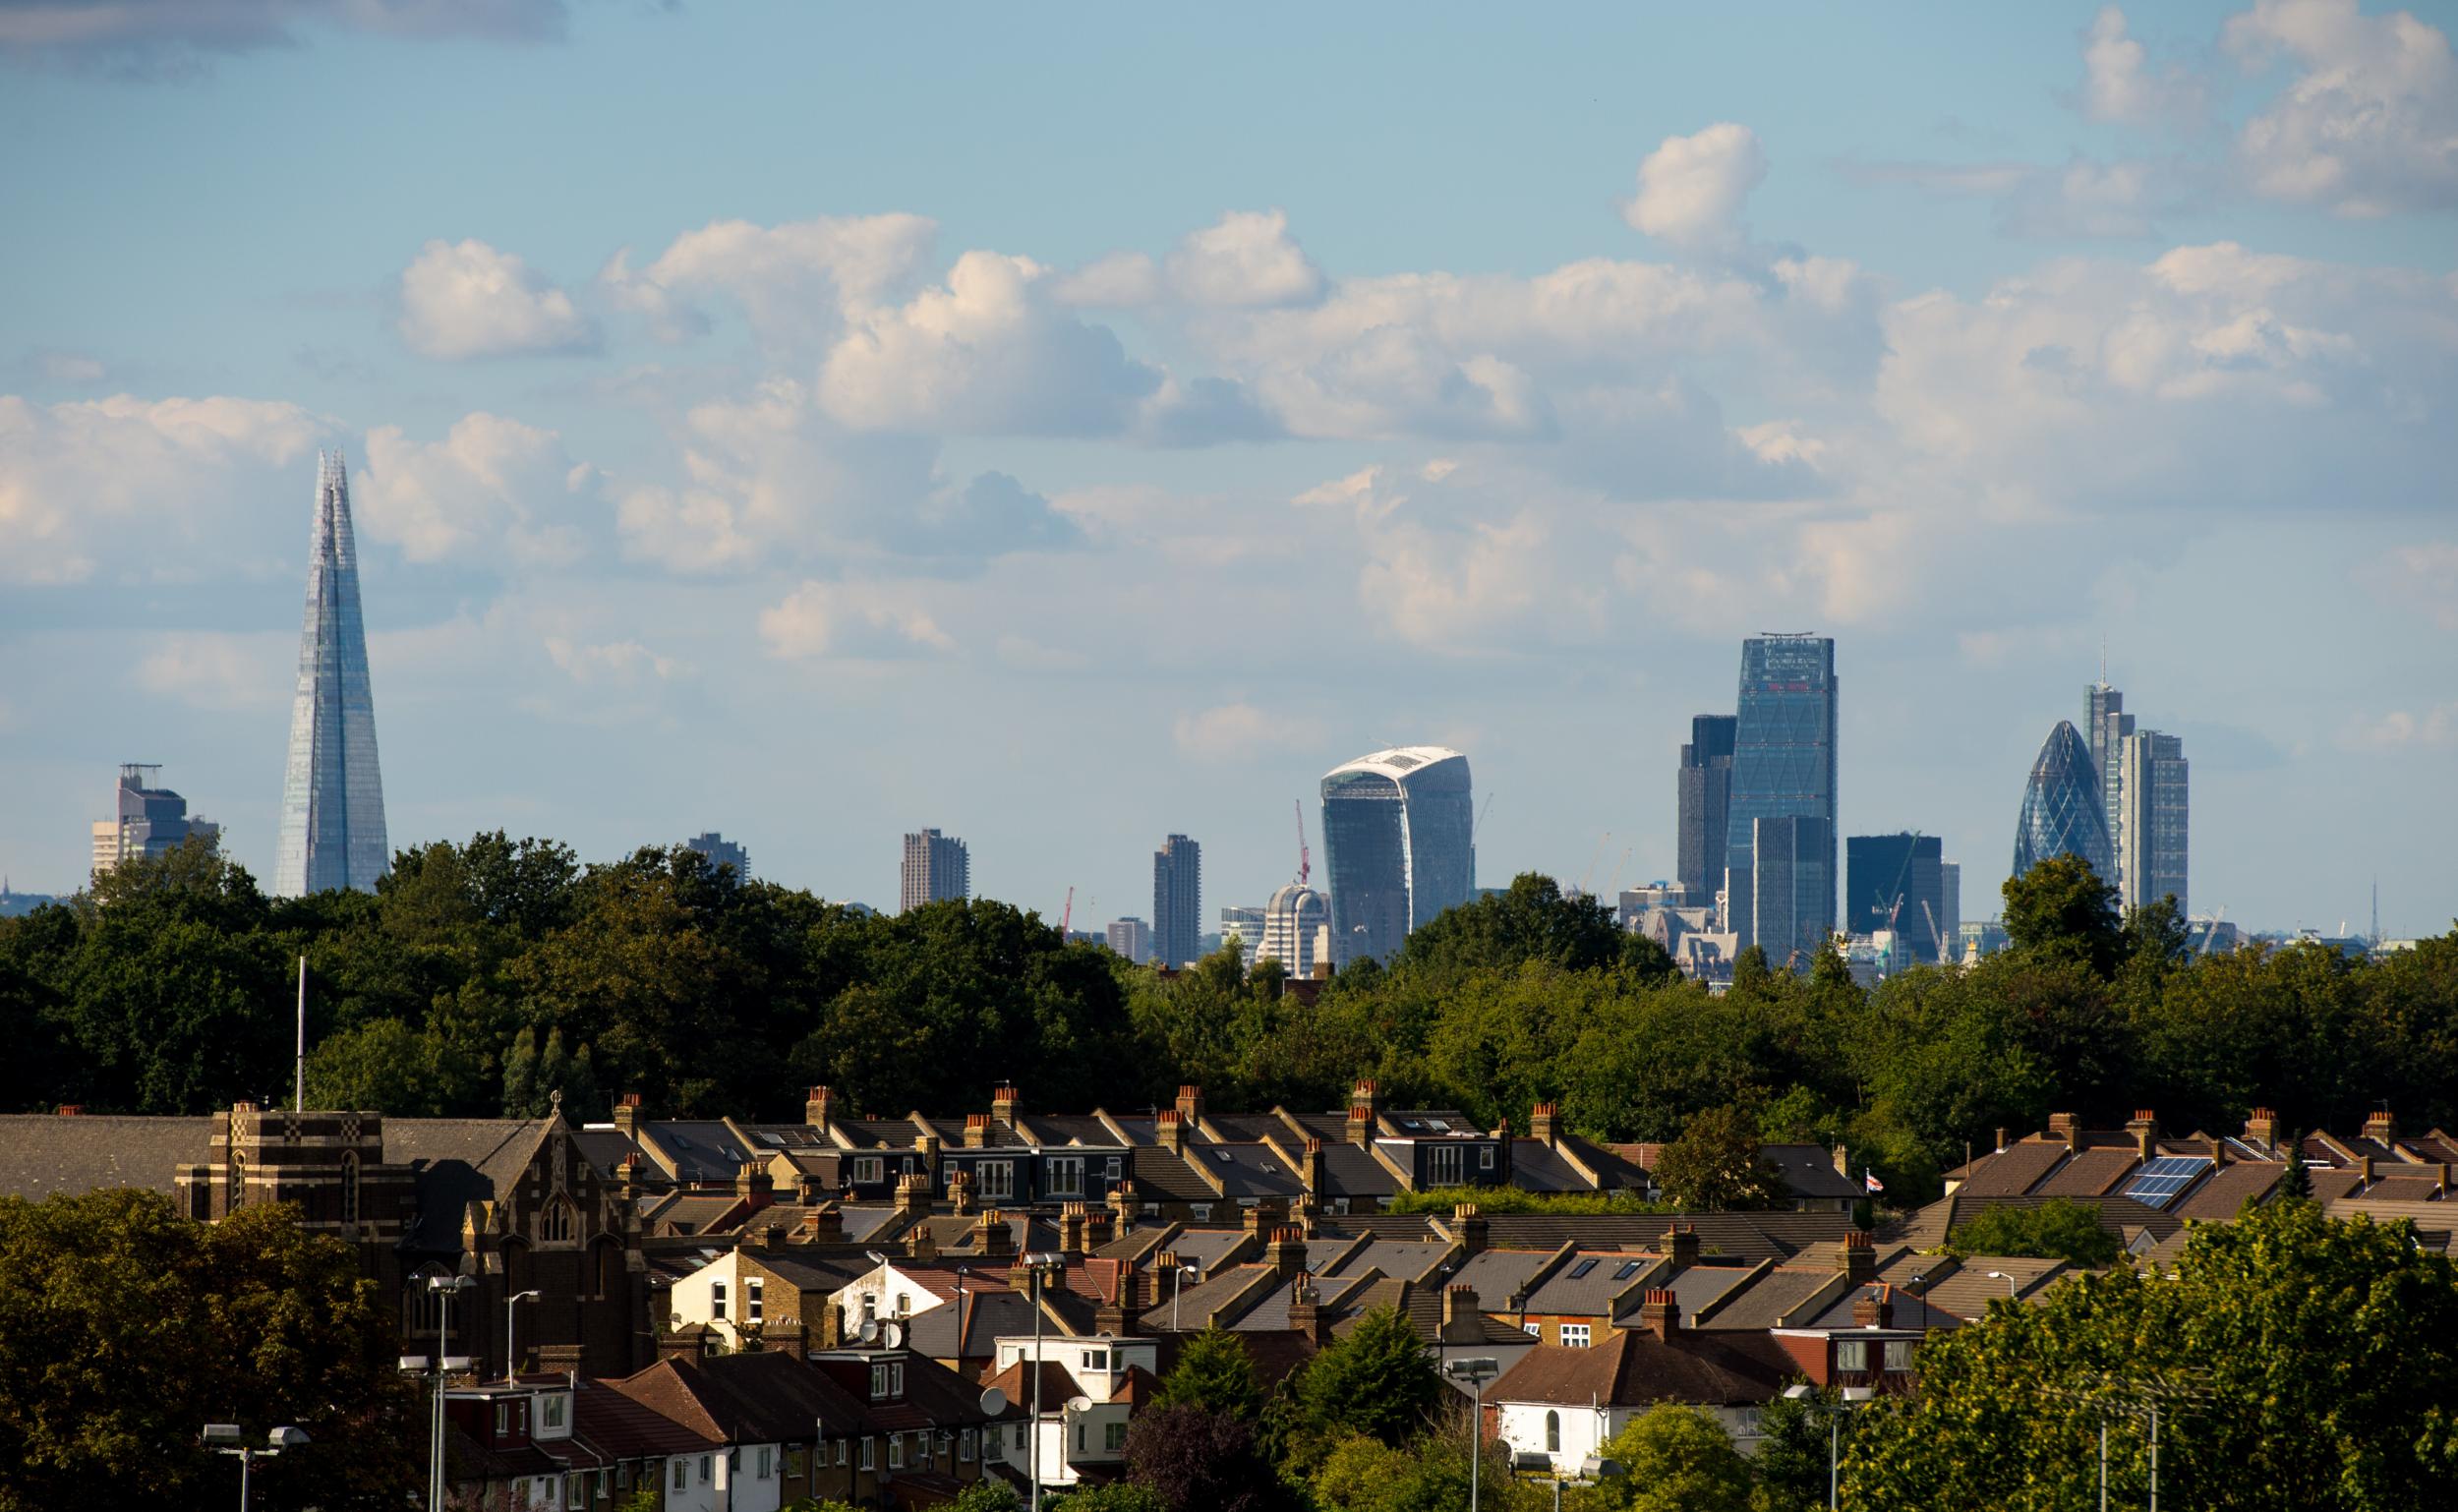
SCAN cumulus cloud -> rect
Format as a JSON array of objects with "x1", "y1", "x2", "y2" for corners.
[
  {"x1": 0, "y1": 392, "x2": 324, "y2": 583},
  {"x1": 354, "y1": 413, "x2": 592, "y2": 564},
  {"x1": 1172, "y1": 702, "x2": 1324, "y2": 761},
  {"x1": 889, "y1": 470, "x2": 1083, "y2": 560},
  {"x1": 1165, "y1": 210, "x2": 1324, "y2": 307},
  {"x1": 603, "y1": 212, "x2": 938, "y2": 348},
  {"x1": 1051, "y1": 251, "x2": 1163, "y2": 308},
  {"x1": 758, "y1": 580, "x2": 956, "y2": 660},
  {"x1": 2225, "y1": 0, "x2": 2458, "y2": 215},
  {"x1": 817, "y1": 251, "x2": 1160, "y2": 435},
  {"x1": 2079, "y1": 7, "x2": 2206, "y2": 126},
  {"x1": 0, "y1": 0, "x2": 566, "y2": 73},
  {"x1": 1623, "y1": 123, "x2": 1766, "y2": 249},
  {"x1": 397, "y1": 239, "x2": 595, "y2": 360}
]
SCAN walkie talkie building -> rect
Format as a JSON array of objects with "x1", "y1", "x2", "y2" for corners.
[
  {"x1": 274, "y1": 451, "x2": 390, "y2": 896},
  {"x1": 1320, "y1": 746, "x2": 1475, "y2": 966}
]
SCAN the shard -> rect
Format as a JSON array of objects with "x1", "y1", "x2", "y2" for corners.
[
  {"x1": 274, "y1": 451, "x2": 388, "y2": 895},
  {"x1": 2012, "y1": 720, "x2": 2111, "y2": 885}
]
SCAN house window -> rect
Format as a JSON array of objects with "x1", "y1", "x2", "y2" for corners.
[
  {"x1": 698, "y1": 1456, "x2": 711, "y2": 1483},
  {"x1": 1560, "y1": 1324, "x2": 1591, "y2": 1349},
  {"x1": 1427, "y1": 1145, "x2": 1465, "y2": 1186},
  {"x1": 1331, "y1": 1197, "x2": 1351, "y2": 1215},
  {"x1": 712, "y1": 1281, "x2": 729, "y2": 1320},
  {"x1": 1837, "y1": 1340, "x2": 1870, "y2": 1373},
  {"x1": 1104, "y1": 1422, "x2": 1128, "y2": 1452},
  {"x1": 564, "y1": 1473, "x2": 586, "y2": 1508},
  {"x1": 860, "y1": 1438, "x2": 875, "y2": 1471},
  {"x1": 1076, "y1": 1422, "x2": 1086, "y2": 1453},
  {"x1": 673, "y1": 1462, "x2": 687, "y2": 1492},
  {"x1": 983, "y1": 1428, "x2": 1004, "y2": 1461},
  {"x1": 1523, "y1": 1322, "x2": 1541, "y2": 1337},
  {"x1": 961, "y1": 1429, "x2": 977, "y2": 1462},
  {"x1": 340, "y1": 1151, "x2": 360, "y2": 1224},
  {"x1": 541, "y1": 1395, "x2": 566, "y2": 1430},
  {"x1": 889, "y1": 1434, "x2": 906, "y2": 1470},
  {"x1": 896, "y1": 1292, "x2": 910, "y2": 1316},
  {"x1": 1479, "y1": 1145, "x2": 1495, "y2": 1171},
  {"x1": 756, "y1": 1446, "x2": 773, "y2": 1478},
  {"x1": 1048, "y1": 1157, "x2": 1085, "y2": 1196},
  {"x1": 596, "y1": 1469, "x2": 610, "y2": 1500},
  {"x1": 747, "y1": 1277, "x2": 764, "y2": 1322},
  {"x1": 1082, "y1": 1348, "x2": 1109, "y2": 1372},
  {"x1": 836, "y1": 1439, "x2": 849, "y2": 1466},
  {"x1": 891, "y1": 1363, "x2": 906, "y2": 1396},
  {"x1": 1105, "y1": 1156, "x2": 1123, "y2": 1180},
  {"x1": 1884, "y1": 1340, "x2": 1915, "y2": 1372},
  {"x1": 872, "y1": 1364, "x2": 891, "y2": 1399},
  {"x1": 853, "y1": 1156, "x2": 884, "y2": 1185},
  {"x1": 543, "y1": 1198, "x2": 575, "y2": 1243},
  {"x1": 1546, "y1": 1411, "x2": 1560, "y2": 1453},
  {"x1": 1190, "y1": 1203, "x2": 1212, "y2": 1221},
  {"x1": 978, "y1": 1161, "x2": 1015, "y2": 1200}
]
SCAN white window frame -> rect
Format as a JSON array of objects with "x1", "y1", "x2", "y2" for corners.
[
  {"x1": 1837, "y1": 1339, "x2": 1870, "y2": 1373},
  {"x1": 860, "y1": 1437, "x2": 875, "y2": 1471},
  {"x1": 1048, "y1": 1156, "x2": 1085, "y2": 1197},
  {"x1": 977, "y1": 1161, "x2": 1016, "y2": 1200},
  {"x1": 1103, "y1": 1421, "x2": 1129, "y2": 1452},
  {"x1": 853, "y1": 1155, "x2": 884, "y2": 1185},
  {"x1": 747, "y1": 1277, "x2": 764, "y2": 1322},
  {"x1": 755, "y1": 1445, "x2": 772, "y2": 1478},
  {"x1": 1884, "y1": 1339, "x2": 1914, "y2": 1372},
  {"x1": 962, "y1": 1428, "x2": 977, "y2": 1462},
  {"x1": 673, "y1": 1461, "x2": 687, "y2": 1491},
  {"x1": 1560, "y1": 1323, "x2": 1591, "y2": 1349},
  {"x1": 888, "y1": 1433, "x2": 905, "y2": 1470},
  {"x1": 1190, "y1": 1203, "x2": 1211, "y2": 1221},
  {"x1": 1427, "y1": 1144, "x2": 1465, "y2": 1186},
  {"x1": 712, "y1": 1281, "x2": 728, "y2": 1320}
]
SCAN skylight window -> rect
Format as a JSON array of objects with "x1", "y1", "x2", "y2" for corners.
[{"x1": 1568, "y1": 1259, "x2": 1598, "y2": 1279}]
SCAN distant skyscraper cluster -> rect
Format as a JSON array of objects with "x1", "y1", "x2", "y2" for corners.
[
  {"x1": 1846, "y1": 833, "x2": 1946, "y2": 964},
  {"x1": 1725, "y1": 635, "x2": 1839, "y2": 962},
  {"x1": 1152, "y1": 834, "x2": 1202, "y2": 968},
  {"x1": 1319, "y1": 746, "x2": 1476, "y2": 966},
  {"x1": 274, "y1": 451, "x2": 389, "y2": 897},
  {"x1": 2067, "y1": 679, "x2": 2188, "y2": 914},
  {"x1": 90, "y1": 764, "x2": 218, "y2": 880},
  {"x1": 900, "y1": 828, "x2": 969, "y2": 911},
  {"x1": 1675, "y1": 715, "x2": 1735, "y2": 907}
]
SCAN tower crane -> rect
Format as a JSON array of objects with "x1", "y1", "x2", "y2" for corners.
[
  {"x1": 1059, "y1": 886, "x2": 1074, "y2": 938},
  {"x1": 1294, "y1": 799, "x2": 1312, "y2": 889}
]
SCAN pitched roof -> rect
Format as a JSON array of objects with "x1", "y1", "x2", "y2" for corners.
[
  {"x1": 1489, "y1": 1330, "x2": 1785, "y2": 1410},
  {"x1": 0, "y1": 1114, "x2": 212, "y2": 1200},
  {"x1": 2166, "y1": 1161, "x2": 2284, "y2": 1221},
  {"x1": 1915, "y1": 1257, "x2": 2070, "y2": 1322},
  {"x1": 1522, "y1": 1250, "x2": 1660, "y2": 1317},
  {"x1": 2032, "y1": 1148, "x2": 2139, "y2": 1197},
  {"x1": 1759, "y1": 1144, "x2": 1866, "y2": 1200},
  {"x1": 1954, "y1": 1139, "x2": 2068, "y2": 1196}
]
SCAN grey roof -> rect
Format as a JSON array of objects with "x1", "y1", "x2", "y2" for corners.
[
  {"x1": 1324, "y1": 1239, "x2": 1454, "y2": 1285},
  {"x1": 1689, "y1": 1268, "x2": 1836, "y2": 1331},
  {"x1": 1796, "y1": 1283, "x2": 1961, "y2": 1333},
  {"x1": 1651, "y1": 1263, "x2": 1758, "y2": 1322},
  {"x1": 1475, "y1": 1211, "x2": 1852, "y2": 1262},
  {"x1": 639, "y1": 1121, "x2": 757, "y2": 1183},
  {"x1": 569, "y1": 1129, "x2": 649, "y2": 1182},
  {"x1": 1194, "y1": 1143, "x2": 1306, "y2": 1199},
  {"x1": 1127, "y1": 1146, "x2": 1216, "y2": 1201},
  {"x1": 1151, "y1": 1228, "x2": 1250, "y2": 1273},
  {"x1": 1449, "y1": 1248, "x2": 1554, "y2": 1304},
  {"x1": 1317, "y1": 1142, "x2": 1399, "y2": 1197},
  {"x1": 384, "y1": 1119, "x2": 549, "y2": 1251},
  {"x1": 1760, "y1": 1144, "x2": 1865, "y2": 1200},
  {"x1": 0, "y1": 1114, "x2": 212, "y2": 1200},
  {"x1": 1522, "y1": 1250, "x2": 1661, "y2": 1316}
]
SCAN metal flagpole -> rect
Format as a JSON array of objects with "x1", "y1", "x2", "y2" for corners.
[{"x1": 294, "y1": 956, "x2": 307, "y2": 1112}]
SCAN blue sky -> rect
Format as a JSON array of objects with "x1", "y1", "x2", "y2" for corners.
[{"x1": 2, "y1": 0, "x2": 2452, "y2": 936}]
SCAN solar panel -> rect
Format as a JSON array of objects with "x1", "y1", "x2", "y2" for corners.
[{"x1": 2122, "y1": 1156, "x2": 2211, "y2": 1209}]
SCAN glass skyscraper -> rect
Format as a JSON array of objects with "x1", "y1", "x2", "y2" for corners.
[
  {"x1": 1320, "y1": 746, "x2": 1475, "y2": 966},
  {"x1": 1676, "y1": 714, "x2": 1736, "y2": 907},
  {"x1": 274, "y1": 451, "x2": 389, "y2": 897},
  {"x1": 1752, "y1": 814, "x2": 1832, "y2": 966},
  {"x1": 2116, "y1": 731, "x2": 2188, "y2": 915},
  {"x1": 1845, "y1": 832, "x2": 1946, "y2": 962},
  {"x1": 1725, "y1": 636, "x2": 1837, "y2": 952},
  {"x1": 2013, "y1": 721, "x2": 2113, "y2": 885},
  {"x1": 1152, "y1": 834, "x2": 1203, "y2": 968}
]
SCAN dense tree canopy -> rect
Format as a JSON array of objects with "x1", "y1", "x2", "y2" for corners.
[
  {"x1": 4, "y1": 841, "x2": 2453, "y2": 1213},
  {"x1": 1945, "y1": 1197, "x2": 2123, "y2": 1267}
]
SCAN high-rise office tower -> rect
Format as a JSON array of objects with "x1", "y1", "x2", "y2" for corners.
[
  {"x1": 1939, "y1": 861, "x2": 1962, "y2": 957},
  {"x1": 1726, "y1": 636, "x2": 1838, "y2": 951},
  {"x1": 1106, "y1": 917, "x2": 1151, "y2": 963},
  {"x1": 1320, "y1": 746, "x2": 1475, "y2": 966},
  {"x1": 90, "y1": 764, "x2": 220, "y2": 880},
  {"x1": 1258, "y1": 883, "x2": 1330, "y2": 979},
  {"x1": 2116, "y1": 731, "x2": 2189, "y2": 915},
  {"x1": 2085, "y1": 681, "x2": 2134, "y2": 896},
  {"x1": 900, "y1": 828, "x2": 969, "y2": 911},
  {"x1": 1217, "y1": 903, "x2": 1265, "y2": 966},
  {"x1": 1152, "y1": 834, "x2": 1202, "y2": 967},
  {"x1": 274, "y1": 451, "x2": 389, "y2": 897},
  {"x1": 1676, "y1": 714, "x2": 1737, "y2": 906},
  {"x1": 1751, "y1": 815, "x2": 1832, "y2": 966},
  {"x1": 681, "y1": 831, "x2": 750, "y2": 879},
  {"x1": 2013, "y1": 722, "x2": 2114, "y2": 884},
  {"x1": 1845, "y1": 833, "x2": 1945, "y2": 963}
]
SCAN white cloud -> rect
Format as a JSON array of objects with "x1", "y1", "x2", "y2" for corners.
[
  {"x1": 817, "y1": 251, "x2": 1160, "y2": 435},
  {"x1": 544, "y1": 636, "x2": 683, "y2": 684},
  {"x1": 132, "y1": 631, "x2": 289, "y2": 709},
  {"x1": 1622, "y1": 123, "x2": 1766, "y2": 248},
  {"x1": 396, "y1": 239, "x2": 595, "y2": 360},
  {"x1": 0, "y1": 392, "x2": 324, "y2": 583},
  {"x1": 2348, "y1": 702, "x2": 2458, "y2": 750},
  {"x1": 604, "y1": 212, "x2": 938, "y2": 348},
  {"x1": 1165, "y1": 209, "x2": 1323, "y2": 307},
  {"x1": 2225, "y1": 0, "x2": 2458, "y2": 215},
  {"x1": 758, "y1": 580, "x2": 957, "y2": 660},
  {"x1": 1052, "y1": 251, "x2": 1162, "y2": 308},
  {"x1": 355, "y1": 412, "x2": 591, "y2": 564},
  {"x1": 1172, "y1": 701, "x2": 1324, "y2": 762},
  {"x1": 2079, "y1": 7, "x2": 2205, "y2": 126}
]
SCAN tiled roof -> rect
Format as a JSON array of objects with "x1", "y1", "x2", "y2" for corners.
[
  {"x1": 1794, "y1": 1283, "x2": 1961, "y2": 1332},
  {"x1": 1448, "y1": 1248, "x2": 1555, "y2": 1304},
  {"x1": 1915, "y1": 1257, "x2": 2069, "y2": 1322},
  {"x1": 697, "y1": 1350, "x2": 878, "y2": 1438},
  {"x1": 1324, "y1": 1239, "x2": 1452, "y2": 1284},
  {"x1": 1475, "y1": 1211, "x2": 1852, "y2": 1262},
  {"x1": 1760, "y1": 1144, "x2": 1865, "y2": 1200},
  {"x1": 2166, "y1": 1161, "x2": 2284, "y2": 1221},
  {"x1": 1690, "y1": 1267, "x2": 1836, "y2": 1331},
  {"x1": 1523, "y1": 1250, "x2": 1660, "y2": 1317},
  {"x1": 1127, "y1": 1147, "x2": 1216, "y2": 1201},
  {"x1": 2032, "y1": 1148, "x2": 2138, "y2": 1197},
  {"x1": 1317, "y1": 1143, "x2": 1398, "y2": 1197},
  {"x1": 1954, "y1": 1139, "x2": 2068, "y2": 1196},
  {"x1": 1489, "y1": 1330, "x2": 1785, "y2": 1410},
  {"x1": 0, "y1": 1114, "x2": 212, "y2": 1200}
]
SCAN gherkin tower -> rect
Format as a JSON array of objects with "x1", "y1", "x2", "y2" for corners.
[
  {"x1": 273, "y1": 451, "x2": 389, "y2": 895},
  {"x1": 2012, "y1": 720, "x2": 2111, "y2": 885}
]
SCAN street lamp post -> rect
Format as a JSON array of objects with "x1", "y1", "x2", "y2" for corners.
[
  {"x1": 1985, "y1": 1270, "x2": 2019, "y2": 1302},
  {"x1": 420, "y1": 1275, "x2": 475, "y2": 1512},
  {"x1": 203, "y1": 1425, "x2": 308, "y2": 1512},
  {"x1": 504, "y1": 1289, "x2": 540, "y2": 1384},
  {"x1": 1444, "y1": 1357, "x2": 1499, "y2": 1512},
  {"x1": 1022, "y1": 1250, "x2": 1064, "y2": 1512},
  {"x1": 1785, "y1": 1382, "x2": 1873, "y2": 1509}
]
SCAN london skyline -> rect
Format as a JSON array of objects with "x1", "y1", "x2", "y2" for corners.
[{"x1": 2, "y1": 3, "x2": 2453, "y2": 936}]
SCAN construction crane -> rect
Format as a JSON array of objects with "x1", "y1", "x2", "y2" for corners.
[
  {"x1": 1059, "y1": 886, "x2": 1074, "y2": 938},
  {"x1": 1604, "y1": 847, "x2": 1633, "y2": 902},
  {"x1": 1474, "y1": 791, "x2": 1496, "y2": 845},
  {"x1": 1577, "y1": 831, "x2": 1611, "y2": 897},
  {"x1": 1293, "y1": 799, "x2": 1312, "y2": 889},
  {"x1": 2196, "y1": 903, "x2": 2227, "y2": 957},
  {"x1": 1920, "y1": 900, "x2": 1945, "y2": 965}
]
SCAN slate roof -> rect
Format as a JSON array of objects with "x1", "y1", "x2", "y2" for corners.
[
  {"x1": 1192, "y1": 1144, "x2": 1307, "y2": 1199},
  {"x1": 1127, "y1": 1147, "x2": 1217, "y2": 1202},
  {"x1": 1448, "y1": 1248, "x2": 1556, "y2": 1305},
  {"x1": 906, "y1": 1289, "x2": 1041, "y2": 1361},
  {"x1": 697, "y1": 1350, "x2": 879, "y2": 1438},
  {"x1": 1317, "y1": 1143, "x2": 1399, "y2": 1197},
  {"x1": 1489, "y1": 1330, "x2": 1785, "y2": 1410},
  {"x1": 1794, "y1": 1283, "x2": 1962, "y2": 1333},
  {"x1": 1324, "y1": 1239, "x2": 1452, "y2": 1284},
  {"x1": 386, "y1": 1119, "x2": 549, "y2": 1250},
  {"x1": 0, "y1": 1114, "x2": 212, "y2": 1200},
  {"x1": 1689, "y1": 1267, "x2": 1838, "y2": 1331},
  {"x1": 1523, "y1": 1250, "x2": 1661, "y2": 1316},
  {"x1": 1760, "y1": 1144, "x2": 1866, "y2": 1200},
  {"x1": 1915, "y1": 1257, "x2": 2070, "y2": 1322},
  {"x1": 1474, "y1": 1211, "x2": 1853, "y2": 1262},
  {"x1": 639, "y1": 1121, "x2": 758, "y2": 1183}
]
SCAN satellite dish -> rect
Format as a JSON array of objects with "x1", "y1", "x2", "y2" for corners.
[
  {"x1": 979, "y1": 1386, "x2": 1008, "y2": 1416},
  {"x1": 1067, "y1": 1395, "x2": 1093, "y2": 1415},
  {"x1": 883, "y1": 1321, "x2": 905, "y2": 1350},
  {"x1": 854, "y1": 1319, "x2": 880, "y2": 1345}
]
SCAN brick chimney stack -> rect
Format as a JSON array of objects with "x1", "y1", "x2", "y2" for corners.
[
  {"x1": 805, "y1": 1085, "x2": 836, "y2": 1129},
  {"x1": 2364, "y1": 1108, "x2": 2397, "y2": 1147},
  {"x1": 1084, "y1": 1205, "x2": 1117, "y2": 1249},
  {"x1": 1840, "y1": 1230, "x2": 1876, "y2": 1284},
  {"x1": 803, "y1": 1202, "x2": 846, "y2": 1245},
  {"x1": 894, "y1": 1172, "x2": 930, "y2": 1217},
  {"x1": 1094, "y1": 1259, "x2": 1140, "y2": 1337},
  {"x1": 1452, "y1": 1202, "x2": 1489, "y2": 1256},
  {"x1": 1175, "y1": 1084, "x2": 1205, "y2": 1129},
  {"x1": 1301, "y1": 1137, "x2": 1325, "y2": 1200},
  {"x1": 1530, "y1": 1102, "x2": 1559, "y2": 1149},
  {"x1": 1667, "y1": 1221, "x2": 1700, "y2": 1268},
  {"x1": 965, "y1": 1114, "x2": 991, "y2": 1150},
  {"x1": 617, "y1": 1153, "x2": 641, "y2": 1203},
  {"x1": 734, "y1": 1160, "x2": 775, "y2": 1208},
  {"x1": 1266, "y1": 1227, "x2": 1308, "y2": 1277},
  {"x1": 2047, "y1": 1112, "x2": 2081, "y2": 1154},
  {"x1": 1059, "y1": 1201, "x2": 1088, "y2": 1256},
  {"x1": 1242, "y1": 1198, "x2": 1287, "y2": 1240},
  {"x1": 1832, "y1": 1143, "x2": 1850, "y2": 1179},
  {"x1": 1346, "y1": 1080, "x2": 1378, "y2": 1147},
  {"x1": 974, "y1": 1208, "x2": 1015, "y2": 1258},
  {"x1": 992, "y1": 1084, "x2": 1021, "y2": 1130},
  {"x1": 1994, "y1": 1128, "x2": 2010, "y2": 1154},
  {"x1": 1107, "y1": 1180, "x2": 1140, "y2": 1235},
  {"x1": 1158, "y1": 1111, "x2": 1186, "y2": 1155},
  {"x1": 614, "y1": 1092, "x2": 642, "y2": 1138},
  {"x1": 1638, "y1": 1287, "x2": 1678, "y2": 1340},
  {"x1": 1850, "y1": 1284, "x2": 1895, "y2": 1330},
  {"x1": 2244, "y1": 1107, "x2": 2278, "y2": 1149},
  {"x1": 2126, "y1": 1110, "x2": 2157, "y2": 1161},
  {"x1": 1289, "y1": 1273, "x2": 1328, "y2": 1344},
  {"x1": 948, "y1": 1169, "x2": 975, "y2": 1216},
  {"x1": 1441, "y1": 1284, "x2": 1485, "y2": 1344}
]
